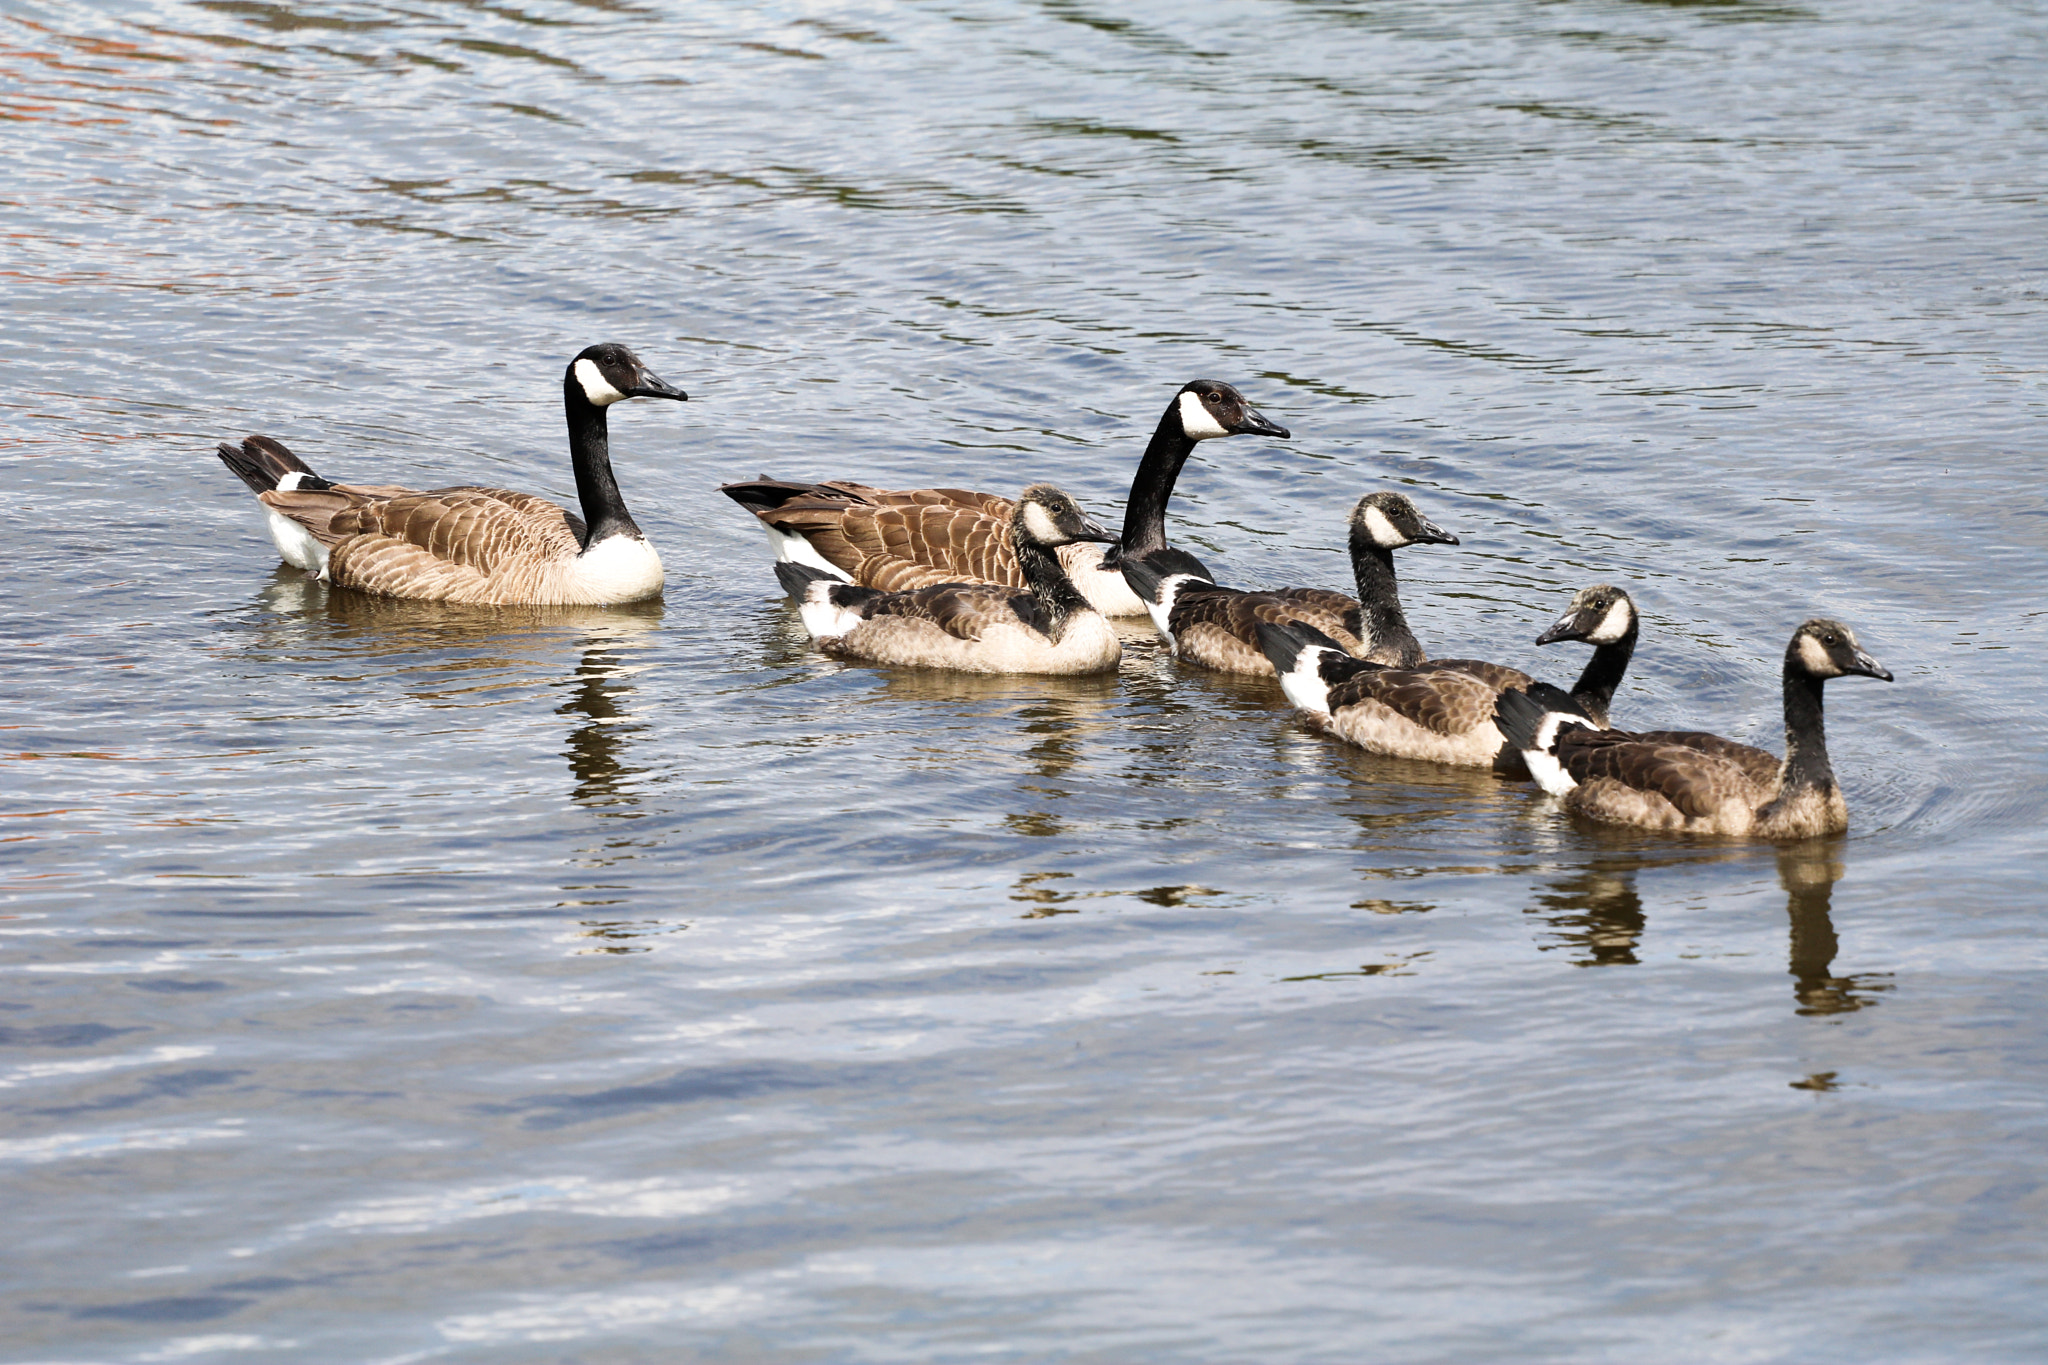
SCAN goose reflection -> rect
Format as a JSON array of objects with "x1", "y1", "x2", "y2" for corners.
[
  {"x1": 1528, "y1": 860, "x2": 1648, "y2": 966},
  {"x1": 1778, "y1": 842, "x2": 1890, "y2": 1016}
]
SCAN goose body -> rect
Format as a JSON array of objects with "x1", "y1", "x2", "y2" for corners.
[
  {"x1": 720, "y1": 380, "x2": 1289, "y2": 617},
  {"x1": 1255, "y1": 585, "x2": 1642, "y2": 772},
  {"x1": 1496, "y1": 618, "x2": 1891, "y2": 838},
  {"x1": 215, "y1": 344, "x2": 688, "y2": 607},
  {"x1": 1122, "y1": 491, "x2": 1456, "y2": 676},
  {"x1": 776, "y1": 484, "x2": 1123, "y2": 676}
]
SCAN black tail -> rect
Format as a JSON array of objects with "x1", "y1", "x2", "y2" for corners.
[
  {"x1": 1118, "y1": 548, "x2": 1215, "y2": 605},
  {"x1": 1256, "y1": 619, "x2": 1374, "y2": 685},
  {"x1": 773, "y1": 561, "x2": 838, "y2": 600},
  {"x1": 1494, "y1": 684, "x2": 1592, "y2": 751},
  {"x1": 1254, "y1": 620, "x2": 1315, "y2": 675},
  {"x1": 720, "y1": 478, "x2": 855, "y2": 514},
  {"x1": 215, "y1": 435, "x2": 332, "y2": 495}
]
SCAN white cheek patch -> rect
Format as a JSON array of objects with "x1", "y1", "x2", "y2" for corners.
[
  {"x1": 1021, "y1": 501, "x2": 1062, "y2": 544},
  {"x1": 1797, "y1": 634, "x2": 1834, "y2": 675},
  {"x1": 1361, "y1": 504, "x2": 1402, "y2": 548},
  {"x1": 574, "y1": 358, "x2": 628, "y2": 407},
  {"x1": 1176, "y1": 390, "x2": 1231, "y2": 441},
  {"x1": 1587, "y1": 599, "x2": 1634, "y2": 644}
]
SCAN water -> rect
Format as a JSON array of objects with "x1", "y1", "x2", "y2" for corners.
[{"x1": 4, "y1": 0, "x2": 2046, "y2": 1359}]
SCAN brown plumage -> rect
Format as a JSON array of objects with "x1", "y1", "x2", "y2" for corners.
[
  {"x1": 720, "y1": 379, "x2": 1290, "y2": 617},
  {"x1": 1256, "y1": 584, "x2": 1645, "y2": 773},
  {"x1": 1124, "y1": 491, "x2": 1458, "y2": 675},
  {"x1": 1499, "y1": 618, "x2": 1892, "y2": 838},
  {"x1": 213, "y1": 344, "x2": 689, "y2": 607},
  {"x1": 775, "y1": 485, "x2": 1123, "y2": 676}
]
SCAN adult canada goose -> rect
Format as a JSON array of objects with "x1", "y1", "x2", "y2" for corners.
[
  {"x1": 1495, "y1": 618, "x2": 1891, "y2": 838},
  {"x1": 1120, "y1": 490, "x2": 1457, "y2": 675},
  {"x1": 719, "y1": 380, "x2": 1289, "y2": 617},
  {"x1": 214, "y1": 343, "x2": 689, "y2": 606},
  {"x1": 774, "y1": 484, "x2": 1122, "y2": 675},
  {"x1": 1253, "y1": 584, "x2": 1643, "y2": 771}
]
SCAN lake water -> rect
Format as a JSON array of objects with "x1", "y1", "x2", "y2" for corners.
[{"x1": 4, "y1": 0, "x2": 2046, "y2": 1360}]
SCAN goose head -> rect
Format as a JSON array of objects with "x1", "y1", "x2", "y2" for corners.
[
  {"x1": 1014, "y1": 484, "x2": 1120, "y2": 548},
  {"x1": 1789, "y1": 618, "x2": 1892, "y2": 682},
  {"x1": 1537, "y1": 584, "x2": 1638, "y2": 647},
  {"x1": 1173, "y1": 381, "x2": 1290, "y2": 442},
  {"x1": 1350, "y1": 491, "x2": 1458, "y2": 550},
  {"x1": 566, "y1": 343, "x2": 690, "y2": 408}
]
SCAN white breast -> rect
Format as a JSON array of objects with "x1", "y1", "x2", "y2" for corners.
[{"x1": 570, "y1": 534, "x2": 665, "y2": 603}]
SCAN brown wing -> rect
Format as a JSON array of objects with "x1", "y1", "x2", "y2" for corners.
[
  {"x1": 1426, "y1": 657, "x2": 1536, "y2": 692},
  {"x1": 1623, "y1": 731, "x2": 1780, "y2": 786},
  {"x1": 1554, "y1": 733, "x2": 1768, "y2": 819},
  {"x1": 863, "y1": 581, "x2": 1038, "y2": 642},
  {"x1": 327, "y1": 485, "x2": 583, "y2": 573},
  {"x1": 812, "y1": 481, "x2": 1017, "y2": 519},
  {"x1": 1337, "y1": 666, "x2": 1502, "y2": 736},
  {"x1": 770, "y1": 500, "x2": 1024, "y2": 591},
  {"x1": 1171, "y1": 586, "x2": 1366, "y2": 655}
]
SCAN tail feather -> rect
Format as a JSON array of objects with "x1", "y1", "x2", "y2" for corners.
[
  {"x1": 1256, "y1": 620, "x2": 1366, "y2": 716},
  {"x1": 1494, "y1": 686, "x2": 1594, "y2": 795},
  {"x1": 216, "y1": 435, "x2": 333, "y2": 495},
  {"x1": 720, "y1": 478, "x2": 860, "y2": 514}
]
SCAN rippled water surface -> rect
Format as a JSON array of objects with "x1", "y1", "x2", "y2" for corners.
[{"x1": 5, "y1": 0, "x2": 2047, "y2": 1359}]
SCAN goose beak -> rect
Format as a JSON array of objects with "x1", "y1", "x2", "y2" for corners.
[
  {"x1": 1413, "y1": 517, "x2": 1459, "y2": 547},
  {"x1": 1535, "y1": 614, "x2": 1582, "y2": 646},
  {"x1": 628, "y1": 370, "x2": 690, "y2": 401},
  {"x1": 1845, "y1": 648, "x2": 1893, "y2": 682},
  {"x1": 1074, "y1": 515, "x2": 1119, "y2": 544},
  {"x1": 1229, "y1": 406, "x2": 1290, "y2": 440}
]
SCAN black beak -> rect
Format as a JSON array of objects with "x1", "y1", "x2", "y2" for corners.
[
  {"x1": 1230, "y1": 406, "x2": 1290, "y2": 440},
  {"x1": 628, "y1": 369, "x2": 689, "y2": 401},
  {"x1": 1412, "y1": 517, "x2": 1459, "y2": 547},
  {"x1": 1845, "y1": 648, "x2": 1893, "y2": 682},
  {"x1": 1074, "y1": 515, "x2": 1120, "y2": 545},
  {"x1": 1535, "y1": 615, "x2": 1583, "y2": 647}
]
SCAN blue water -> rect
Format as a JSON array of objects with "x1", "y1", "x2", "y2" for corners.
[{"x1": 3, "y1": 1, "x2": 2046, "y2": 1360}]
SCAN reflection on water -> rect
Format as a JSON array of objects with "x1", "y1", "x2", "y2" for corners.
[
  {"x1": 1779, "y1": 843, "x2": 1891, "y2": 1018},
  {"x1": 1529, "y1": 861, "x2": 1647, "y2": 966}
]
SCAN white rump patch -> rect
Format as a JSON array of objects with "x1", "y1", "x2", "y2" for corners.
[
  {"x1": 1587, "y1": 598, "x2": 1634, "y2": 644},
  {"x1": 1275, "y1": 642, "x2": 1335, "y2": 716},
  {"x1": 797, "y1": 584, "x2": 868, "y2": 639},
  {"x1": 1021, "y1": 500, "x2": 1062, "y2": 545},
  {"x1": 1361, "y1": 503, "x2": 1401, "y2": 548},
  {"x1": 764, "y1": 524, "x2": 850, "y2": 579},
  {"x1": 572, "y1": 532, "x2": 664, "y2": 603},
  {"x1": 264, "y1": 508, "x2": 330, "y2": 576},
  {"x1": 1142, "y1": 572, "x2": 1201, "y2": 647},
  {"x1": 1176, "y1": 390, "x2": 1230, "y2": 441},
  {"x1": 275, "y1": 471, "x2": 308, "y2": 493},
  {"x1": 1523, "y1": 711, "x2": 1583, "y2": 796},
  {"x1": 573, "y1": 358, "x2": 629, "y2": 407}
]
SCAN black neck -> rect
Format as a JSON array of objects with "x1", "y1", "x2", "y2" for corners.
[
  {"x1": 1117, "y1": 404, "x2": 1197, "y2": 558},
  {"x1": 1778, "y1": 667, "x2": 1835, "y2": 796},
  {"x1": 1347, "y1": 529, "x2": 1424, "y2": 665},
  {"x1": 564, "y1": 384, "x2": 640, "y2": 551},
  {"x1": 1568, "y1": 625, "x2": 1637, "y2": 727},
  {"x1": 1015, "y1": 532, "x2": 1091, "y2": 641}
]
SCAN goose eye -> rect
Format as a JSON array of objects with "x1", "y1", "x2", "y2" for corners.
[{"x1": 1823, "y1": 634, "x2": 1838, "y2": 646}]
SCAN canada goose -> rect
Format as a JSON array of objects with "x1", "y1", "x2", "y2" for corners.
[
  {"x1": 1495, "y1": 618, "x2": 1892, "y2": 838},
  {"x1": 775, "y1": 484, "x2": 1122, "y2": 675},
  {"x1": 1120, "y1": 490, "x2": 1457, "y2": 675},
  {"x1": 719, "y1": 380, "x2": 1289, "y2": 617},
  {"x1": 214, "y1": 343, "x2": 689, "y2": 606},
  {"x1": 1253, "y1": 584, "x2": 1643, "y2": 771}
]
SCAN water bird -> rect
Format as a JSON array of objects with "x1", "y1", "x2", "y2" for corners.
[
  {"x1": 1494, "y1": 617, "x2": 1891, "y2": 837},
  {"x1": 1120, "y1": 490, "x2": 1457, "y2": 676},
  {"x1": 1255, "y1": 584, "x2": 1643, "y2": 772},
  {"x1": 718, "y1": 380, "x2": 1289, "y2": 618},
  {"x1": 774, "y1": 484, "x2": 1123, "y2": 675},
  {"x1": 214, "y1": 343, "x2": 688, "y2": 606}
]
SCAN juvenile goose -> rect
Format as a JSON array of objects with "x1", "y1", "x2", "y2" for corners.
[
  {"x1": 1121, "y1": 490, "x2": 1457, "y2": 675},
  {"x1": 719, "y1": 380, "x2": 1289, "y2": 617},
  {"x1": 774, "y1": 484, "x2": 1123, "y2": 675},
  {"x1": 1253, "y1": 583, "x2": 1643, "y2": 771},
  {"x1": 1495, "y1": 618, "x2": 1891, "y2": 838},
  {"x1": 214, "y1": 343, "x2": 688, "y2": 606}
]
